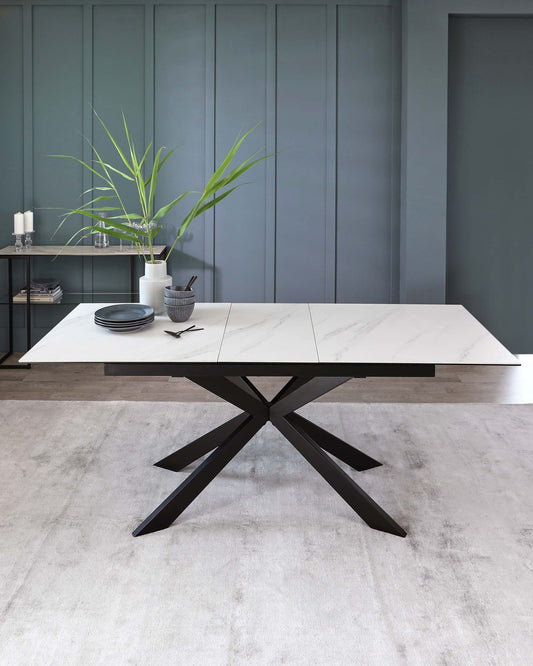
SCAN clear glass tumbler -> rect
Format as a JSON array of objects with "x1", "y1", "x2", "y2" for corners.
[{"x1": 94, "y1": 220, "x2": 110, "y2": 249}]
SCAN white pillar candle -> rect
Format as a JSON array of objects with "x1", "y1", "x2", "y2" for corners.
[
  {"x1": 23, "y1": 210, "x2": 34, "y2": 233},
  {"x1": 14, "y1": 212, "x2": 24, "y2": 235}
]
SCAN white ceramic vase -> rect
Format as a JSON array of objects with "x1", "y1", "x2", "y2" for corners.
[{"x1": 139, "y1": 260, "x2": 172, "y2": 315}]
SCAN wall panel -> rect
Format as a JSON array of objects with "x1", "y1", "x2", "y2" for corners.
[
  {"x1": 337, "y1": 6, "x2": 393, "y2": 303},
  {"x1": 32, "y1": 5, "x2": 84, "y2": 336},
  {"x1": 154, "y1": 4, "x2": 207, "y2": 300},
  {"x1": 0, "y1": 5, "x2": 23, "y2": 235},
  {"x1": 215, "y1": 4, "x2": 267, "y2": 302},
  {"x1": 0, "y1": 6, "x2": 24, "y2": 349},
  {"x1": 92, "y1": 4, "x2": 145, "y2": 295},
  {"x1": 276, "y1": 4, "x2": 328, "y2": 303}
]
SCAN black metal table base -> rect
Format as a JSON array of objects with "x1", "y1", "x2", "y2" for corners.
[{"x1": 133, "y1": 375, "x2": 407, "y2": 538}]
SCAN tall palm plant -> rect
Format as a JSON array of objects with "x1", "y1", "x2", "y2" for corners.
[{"x1": 53, "y1": 111, "x2": 268, "y2": 262}]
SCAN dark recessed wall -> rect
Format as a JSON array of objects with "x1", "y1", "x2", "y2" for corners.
[{"x1": 447, "y1": 16, "x2": 533, "y2": 352}]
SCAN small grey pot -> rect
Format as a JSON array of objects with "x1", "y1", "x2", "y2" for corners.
[
  {"x1": 165, "y1": 286, "x2": 195, "y2": 298},
  {"x1": 166, "y1": 301, "x2": 195, "y2": 322},
  {"x1": 164, "y1": 296, "x2": 196, "y2": 306},
  {"x1": 165, "y1": 298, "x2": 196, "y2": 308}
]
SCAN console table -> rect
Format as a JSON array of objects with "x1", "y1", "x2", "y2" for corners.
[
  {"x1": 20, "y1": 302, "x2": 518, "y2": 538},
  {"x1": 0, "y1": 245, "x2": 167, "y2": 368}
]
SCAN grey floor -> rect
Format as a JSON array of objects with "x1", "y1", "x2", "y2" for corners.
[{"x1": 1, "y1": 400, "x2": 532, "y2": 665}]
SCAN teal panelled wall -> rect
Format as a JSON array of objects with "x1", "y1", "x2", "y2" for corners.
[
  {"x1": 0, "y1": 6, "x2": 24, "y2": 345},
  {"x1": 215, "y1": 4, "x2": 268, "y2": 302},
  {"x1": 0, "y1": 0, "x2": 400, "y2": 350},
  {"x1": 2, "y1": 0, "x2": 533, "y2": 354}
]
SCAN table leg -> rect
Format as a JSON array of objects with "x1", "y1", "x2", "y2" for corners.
[
  {"x1": 270, "y1": 376, "x2": 352, "y2": 416},
  {"x1": 135, "y1": 374, "x2": 406, "y2": 538},
  {"x1": 133, "y1": 414, "x2": 264, "y2": 536},
  {"x1": 154, "y1": 413, "x2": 249, "y2": 472},
  {"x1": 188, "y1": 375, "x2": 268, "y2": 419},
  {"x1": 288, "y1": 412, "x2": 382, "y2": 471},
  {"x1": 271, "y1": 413, "x2": 406, "y2": 537}
]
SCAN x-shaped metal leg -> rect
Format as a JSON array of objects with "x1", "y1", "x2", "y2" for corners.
[
  {"x1": 135, "y1": 375, "x2": 406, "y2": 538},
  {"x1": 154, "y1": 413, "x2": 250, "y2": 472},
  {"x1": 134, "y1": 414, "x2": 265, "y2": 537}
]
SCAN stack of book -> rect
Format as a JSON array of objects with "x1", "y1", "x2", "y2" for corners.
[{"x1": 13, "y1": 278, "x2": 63, "y2": 304}]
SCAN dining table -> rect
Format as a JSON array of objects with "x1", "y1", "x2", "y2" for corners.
[{"x1": 20, "y1": 302, "x2": 518, "y2": 538}]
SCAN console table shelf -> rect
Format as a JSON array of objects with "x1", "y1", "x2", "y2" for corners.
[{"x1": 0, "y1": 244, "x2": 167, "y2": 368}]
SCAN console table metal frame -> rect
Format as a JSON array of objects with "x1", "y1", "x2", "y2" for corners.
[
  {"x1": 0, "y1": 245, "x2": 167, "y2": 369},
  {"x1": 106, "y1": 361, "x2": 435, "y2": 538}
]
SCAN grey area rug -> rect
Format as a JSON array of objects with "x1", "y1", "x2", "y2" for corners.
[{"x1": 0, "y1": 401, "x2": 532, "y2": 666}]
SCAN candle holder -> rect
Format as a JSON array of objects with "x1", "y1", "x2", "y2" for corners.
[
  {"x1": 24, "y1": 231, "x2": 34, "y2": 251},
  {"x1": 13, "y1": 233, "x2": 23, "y2": 253}
]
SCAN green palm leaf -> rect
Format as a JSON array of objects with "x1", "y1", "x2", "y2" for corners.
[{"x1": 53, "y1": 111, "x2": 269, "y2": 264}]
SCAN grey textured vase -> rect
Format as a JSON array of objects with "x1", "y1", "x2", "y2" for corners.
[
  {"x1": 166, "y1": 302, "x2": 195, "y2": 322},
  {"x1": 165, "y1": 285, "x2": 195, "y2": 296},
  {"x1": 164, "y1": 295, "x2": 195, "y2": 305},
  {"x1": 165, "y1": 286, "x2": 196, "y2": 322}
]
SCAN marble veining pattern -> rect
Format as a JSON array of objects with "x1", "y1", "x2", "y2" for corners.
[
  {"x1": 217, "y1": 303, "x2": 318, "y2": 363},
  {"x1": 20, "y1": 302, "x2": 518, "y2": 365},
  {"x1": 309, "y1": 303, "x2": 518, "y2": 365},
  {"x1": 20, "y1": 303, "x2": 231, "y2": 364}
]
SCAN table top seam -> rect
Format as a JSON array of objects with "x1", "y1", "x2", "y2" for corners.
[
  {"x1": 216, "y1": 302, "x2": 233, "y2": 363},
  {"x1": 308, "y1": 303, "x2": 321, "y2": 364}
]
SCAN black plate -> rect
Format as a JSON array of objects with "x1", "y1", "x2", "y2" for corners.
[
  {"x1": 94, "y1": 320, "x2": 152, "y2": 331},
  {"x1": 94, "y1": 304, "x2": 154, "y2": 323},
  {"x1": 94, "y1": 317, "x2": 154, "y2": 328},
  {"x1": 94, "y1": 318, "x2": 154, "y2": 326}
]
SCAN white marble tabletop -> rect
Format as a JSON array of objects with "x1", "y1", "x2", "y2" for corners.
[
  {"x1": 218, "y1": 303, "x2": 318, "y2": 363},
  {"x1": 20, "y1": 302, "x2": 519, "y2": 366},
  {"x1": 309, "y1": 303, "x2": 517, "y2": 365},
  {"x1": 20, "y1": 303, "x2": 231, "y2": 364}
]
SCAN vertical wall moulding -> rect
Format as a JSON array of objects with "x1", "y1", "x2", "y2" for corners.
[
  {"x1": 82, "y1": 2, "x2": 93, "y2": 300},
  {"x1": 214, "y1": 4, "x2": 267, "y2": 302},
  {"x1": 92, "y1": 3, "x2": 145, "y2": 297},
  {"x1": 275, "y1": 4, "x2": 328, "y2": 303},
  {"x1": 265, "y1": 2, "x2": 277, "y2": 302},
  {"x1": 23, "y1": 4, "x2": 33, "y2": 214},
  {"x1": 325, "y1": 2, "x2": 338, "y2": 303},
  {"x1": 336, "y1": 4, "x2": 394, "y2": 303},
  {"x1": 400, "y1": 0, "x2": 448, "y2": 303},
  {"x1": 143, "y1": 1, "x2": 155, "y2": 292},
  {"x1": 204, "y1": 2, "x2": 216, "y2": 302},
  {"x1": 144, "y1": 2, "x2": 155, "y2": 171},
  {"x1": 154, "y1": 3, "x2": 207, "y2": 298},
  {"x1": 389, "y1": 0, "x2": 402, "y2": 303},
  {"x1": 22, "y1": 2, "x2": 33, "y2": 349}
]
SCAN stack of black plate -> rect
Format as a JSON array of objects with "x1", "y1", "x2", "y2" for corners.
[{"x1": 94, "y1": 304, "x2": 154, "y2": 332}]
